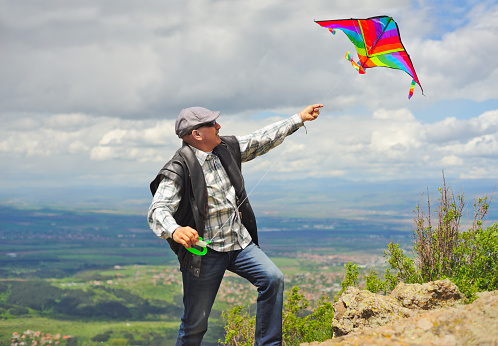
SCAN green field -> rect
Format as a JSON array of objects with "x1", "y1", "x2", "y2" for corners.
[
  {"x1": 2, "y1": 318, "x2": 179, "y2": 345},
  {"x1": 0, "y1": 205, "x2": 412, "y2": 345}
]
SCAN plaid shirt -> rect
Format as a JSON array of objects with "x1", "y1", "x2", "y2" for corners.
[{"x1": 148, "y1": 113, "x2": 303, "y2": 252}]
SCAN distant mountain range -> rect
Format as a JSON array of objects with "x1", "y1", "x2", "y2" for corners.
[{"x1": 1, "y1": 177, "x2": 497, "y2": 223}]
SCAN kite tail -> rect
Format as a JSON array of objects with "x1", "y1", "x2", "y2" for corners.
[
  {"x1": 408, "y1": 79, "x2": 416, "y2": 99},
  {"x1": 345, "y1": 51, "x2": 365, "y2": 74}
]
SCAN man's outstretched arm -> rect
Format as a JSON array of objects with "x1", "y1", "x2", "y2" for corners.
[{"x1": 237, "y1": 104, "x2": 323, "y2": 162}]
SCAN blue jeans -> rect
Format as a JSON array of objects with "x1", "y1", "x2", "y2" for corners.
[{"x1": 176, "y1": 242, "x2": 284, "y2": 346}]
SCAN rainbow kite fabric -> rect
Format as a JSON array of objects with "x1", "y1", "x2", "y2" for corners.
[{"x1": 315, "y1": 16, "x2": 423, "y2": 99}]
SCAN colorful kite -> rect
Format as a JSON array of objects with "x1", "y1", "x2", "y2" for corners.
[{"x1": 315, "y1": 16, "x2": 423, "y2": 99}]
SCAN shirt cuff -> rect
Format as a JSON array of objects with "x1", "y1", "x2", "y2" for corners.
[
  {"x1": 161, "y1": 223, "x2": 181, "y2": 239},
  {"x1": 290, "y1": 113, "x2": 304, "y2": 131}
]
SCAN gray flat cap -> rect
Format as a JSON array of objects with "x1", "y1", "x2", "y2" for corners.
[{"x1": 175, "y1": 107, "x2": 220, "y2": 138}]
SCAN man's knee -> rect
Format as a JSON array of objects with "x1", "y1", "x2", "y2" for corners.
[{"x1": 264, "y1": 266, "x2": 284, "y2": 293}]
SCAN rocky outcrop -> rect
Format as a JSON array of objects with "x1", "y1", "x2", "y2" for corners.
[
  {"x1": 390, "y1": 279, "x2": 464, "y2": 310},
  {"x1": 331, "y1": 279, "x2": 464, "y2": 337},
  {"x1": 331, "y1": 286, "x2": 416, "y2": 336},
  {"x1": 302, "y1": 280, "x2": 498, "y2": 346}
]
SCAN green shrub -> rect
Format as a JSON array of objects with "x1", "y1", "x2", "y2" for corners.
[
  {"x1": 452, "y1": 222, "x2": 498, "y2": 297},
  {"x1": 220, "y1": 287, "x2": 333, "y2": 346},
  {"x1": 6, "y1": 281, "x2": 62, "y2": 310},
  {"x1": 289, "y1": 294, "x2": 334, "y2": 344},
  {"x1": 219, "y1": 305, "x2": 255, "y2": 346},
  {"x1": 338, "y1": 262, "x2": 359, "y2": 295},
  {"x1": 8, "y1": 307, "x2": 29, "y2": 315},
  {"x1": 365, "y1": 267, "x2": 387, "y2": 294},
  {"x1": 346, "y1": 174, "x2": 497, "y2": 302},
  {"x1": 91, "y1": 330, "x2": 113, "y2": 342},
  {"x1": 91, "y1": 333, "x2": 111, "y2": 342},
  {"x1": 412, "y1": 176, "x2": 465, "y2": 282}
]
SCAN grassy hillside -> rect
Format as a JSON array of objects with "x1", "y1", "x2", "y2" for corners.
[{"x1": 0, "y1": 205, "x2": 412, "y2": 345}]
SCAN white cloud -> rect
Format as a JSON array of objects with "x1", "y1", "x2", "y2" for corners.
[
  {"x1": 68, "y1": 140, "x2": 89, "y2": 154},
  {"x1": 441, "y1": 155, "x2": 464, "y2": 166},
  {"x1": 90, "y1": 146, "x2": 115, "y2": 161},
  {"x1": 99, "y1": 129, "x2": 128, "y2": 146},
  {"x1": 1, "y1": 104, "x2": 498, "y2": 187},
  {"x1": 426, "y1": 110, "x2": 498, "y2": 144},
  {"x1": 6, "y1": 0, "x2": 497, "y2": 118},
  {"x1": 372, "y1": 109, "x2": 416, "y2": 121},
  {"x1": 1, "y1": 0, "x2": 498, "y2": 190},
  {"x1": 414, "y1": 4, "x2": 498, "y2": 101},
  {"x1": 45, "y1": 113, "x2": 91, "y2": 130},
  {"x1": 460, "y1": 165, "x2": 495, "y2": 179}
]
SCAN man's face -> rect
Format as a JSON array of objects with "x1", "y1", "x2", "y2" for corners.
[{"x1": 195, "y1": 120, "x2": 221, "y2": 150}]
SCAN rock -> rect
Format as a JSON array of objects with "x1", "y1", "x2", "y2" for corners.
[
  {"x1": 390, "y1": 278, "x2": 464, "y2": 310},
  {"x1": 301, "y1": 285, "x2": 498, "y2": 346},
  {"x1": 331, "y1": 279, "x2": 465, "y2": 338},
  {"x1": 331, "y1": 287, "x2": 415, "y2": 337}
]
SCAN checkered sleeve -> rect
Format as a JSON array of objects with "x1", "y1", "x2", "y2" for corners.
[
  {"x1": 147, "y1": 177, "x2": 182, "y2": 239},
  {"x1": 236, "y1": 113, "x2": 303, "y2": 162}
]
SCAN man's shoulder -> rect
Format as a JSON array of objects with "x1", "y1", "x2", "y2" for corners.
[
  {"x1": 221, "y1": 135, "x2": 239, "y2": 146},
  {"x1": 149, "y1": 149, "x2": 187, "y2": 196},
  {"x1": 220, "y1": 135, "x2": 240, "y2": 153},
  {"x1": 161, "y1": 147, "x2": 190, "y2": 175}
]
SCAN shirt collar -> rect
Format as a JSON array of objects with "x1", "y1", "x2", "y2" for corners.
[{"x1": 188, "y1": 145, "x2": 217, "y2": 165}]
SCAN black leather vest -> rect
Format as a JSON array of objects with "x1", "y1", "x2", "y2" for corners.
[{"x1": 150, "y1": 136, "x2": 258, "y2": 277}]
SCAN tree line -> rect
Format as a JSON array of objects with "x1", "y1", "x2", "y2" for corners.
[{"x1": 1, "y1": 281, "x2": 181, "y2": 321}]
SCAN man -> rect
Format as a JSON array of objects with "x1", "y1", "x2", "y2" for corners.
[{"x1": 148, "y1": 104, "x2": 322, "y2": 345}]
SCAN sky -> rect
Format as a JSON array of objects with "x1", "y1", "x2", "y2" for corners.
[{"x1": 1, "y1": 0, "x2": 498, "y2": 214}]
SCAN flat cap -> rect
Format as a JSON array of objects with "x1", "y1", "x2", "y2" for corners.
[{"x1": 175, "y1": 107, "x2": 220, "y2": 138}]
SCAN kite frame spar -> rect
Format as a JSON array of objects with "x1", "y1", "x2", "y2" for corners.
[{"x1": 315, "y1": 15, "x2": 423, "y2": 99}]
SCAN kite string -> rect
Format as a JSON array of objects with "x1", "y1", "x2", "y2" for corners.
[
  {"x1": 206, "y1": 147, "x2": 288, "y2": 243},
  {"x1": 319, "y1": 75, "x2": 343, "y2": 104},
  {"x1": 206, "y1": 78, "x2": 342, "y2": 244}
]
